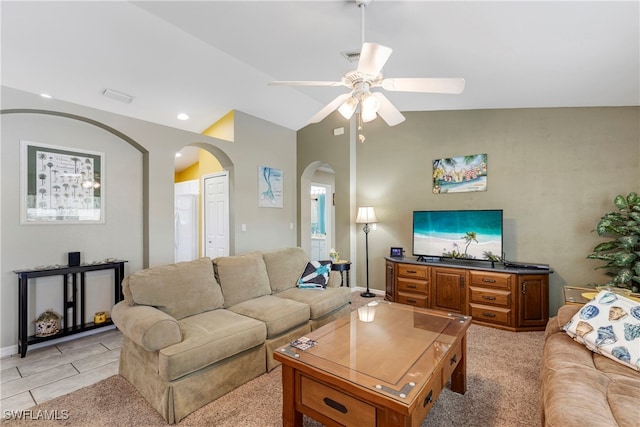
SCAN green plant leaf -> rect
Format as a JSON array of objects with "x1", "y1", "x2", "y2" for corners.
[
  {"x1": 613, "y1": 252, "x2": 637, "y2": 266},
  {"x1": 614, "y1": 268, "x2": 633, "y2": 284},
  {"x1": 626, "y1": 192, "x2": 639, "y2": 205},
  {"x1": 614, "y1": 194, "x2": 628, "y2": 210},
  {"x1": 592, "y1": 241, "x2": 619, "y2": 252},
  {"x1": 618, "y1": 235, "x2": 639, "y2": 249}
]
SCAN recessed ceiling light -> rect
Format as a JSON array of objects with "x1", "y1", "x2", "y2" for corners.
[
  {"x1": 40, "y1": 93, "x2": 52, "y2": 99},
  {"x1": 177, "y1": 113, "x2": 189, "y2": 121},
  {"x1": 175, "y1": 152, "x2": 182, "y2": 158}
]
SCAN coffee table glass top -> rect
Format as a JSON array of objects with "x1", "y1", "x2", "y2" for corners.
[{"x1": 277, "y1": 301, "x2": 471, "y2": 403}]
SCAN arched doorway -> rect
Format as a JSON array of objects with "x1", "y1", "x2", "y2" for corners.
[
  {"x1": 300, "y1": 162, "x2": 335, "y2": 260},
  {"x1": 174, "y1": 143, "x2": 234, "y2": 261}
]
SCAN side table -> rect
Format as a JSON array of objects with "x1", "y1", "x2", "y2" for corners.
[
  {"x1": 14, "y1": 260, "x2": 127, "y2": 357},
  {"x1": 331, "y1": 261, "x2": 351, "y2": 287}
]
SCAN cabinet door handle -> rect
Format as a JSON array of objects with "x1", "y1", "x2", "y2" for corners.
[
  {"x1": 521, "y1": 281, "x2": 527, "y2": 295},
  {"x1": 407, "y1": 284, "x2": 417, "y2": 289},
  {"x1": 407, "y1": 270, "x2": 417, "y2": 274},
  {"x1": 450, "y1": 354, "x2": 457, "y2": 365},
  {"x1": 407, "y1": 299, "x2": 417, "y2": 304},
  {"x1": 482, "y1": 312, "x2": 497, "y2": 318},
  {"x1": 482, "y1": 295, "x2": 496, "y2": 301},
  {"x1": 482, "y1": 278, "x2": 496, "y2": 283}
]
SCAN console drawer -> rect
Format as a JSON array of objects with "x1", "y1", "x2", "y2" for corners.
[
  {"x1": 469, "y1": 303, "x2": 512, "y2": 326},
  {"x1": 397, "y1": 292, "x2": 428, "y2": 308},
  {"x1": 398, "y1": 264, "x2": 428, "y2": 280},
  {"x1": 397, "y1": 277, "x2": 427, "y2": 293},
  {"x1": 300, "y1": 375, "x2": 376, "y2": 427},
  {"x1": 469, "y1": 271, "x2": 512, "y2": 290},
  {"x1": 469, "y1": 286, "x2": 511, "y2": 308}
]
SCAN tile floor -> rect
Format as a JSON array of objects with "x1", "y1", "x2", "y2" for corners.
[
  {"x1": 0, "y1": 328, "x2": 122, "y2": 413},
  {"x1": 0, "y1": 290, "x2": 381, "y2": 414}
]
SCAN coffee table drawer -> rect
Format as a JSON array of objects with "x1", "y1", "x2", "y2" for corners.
[
  {"x1": 408, "y1": 369, "x2": 443, "y2": 426},
  {"x1": 300, "y1": 375, "x2": 376, "y2": 427},
  {"x1": 441, "y1": 340, "x2": 463, "y2": 387}
]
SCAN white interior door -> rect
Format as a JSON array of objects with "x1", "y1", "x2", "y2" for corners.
[{"x1": 203, "y1": 172, "x2": 229, "y2": 258}]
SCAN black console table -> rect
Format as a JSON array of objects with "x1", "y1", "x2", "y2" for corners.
[{"x1": 14, "y1": 260, "x2": 127, "y2": 357}]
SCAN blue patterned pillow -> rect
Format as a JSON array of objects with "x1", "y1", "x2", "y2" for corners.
[
  {"x1": 563, "y1": 290, "x2": 640, "y2": 371},
  {"x1": 298, "y1": 261, "x2": 332, "y2": 289}
]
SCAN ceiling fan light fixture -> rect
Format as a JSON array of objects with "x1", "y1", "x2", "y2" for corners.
[
  {"x1": 361, "y1": 108, "x2": 377, "y2": 123},
  {"x1": 338, "y1": 96, "x2": 358, "y2": 119},
  {"x1": 360, "y1": 91, "x2": 380, "y2": 115}
]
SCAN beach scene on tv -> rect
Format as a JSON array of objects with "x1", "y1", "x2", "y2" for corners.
[{"x1": 413, "y1": 210, "x2": 503, "y2": 261}]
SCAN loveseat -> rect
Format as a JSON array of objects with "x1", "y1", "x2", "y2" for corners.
[
  {"x1": 112, "y1": 247, "x2": 351, "y2": 423},
  {"x1": 540, "y1": 304, "x2": 640, "y2": 426}
]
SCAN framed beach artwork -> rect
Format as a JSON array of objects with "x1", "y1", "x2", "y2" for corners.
[
  {"x1": 432, "y1": 153, "x2": 487, "y2": 194},
  {"x1": 258, "y1": 166, "x2": 283, "y2": 208},
  {"x1": 21, "y1": 141, "x2": 104, "y2": 224}
]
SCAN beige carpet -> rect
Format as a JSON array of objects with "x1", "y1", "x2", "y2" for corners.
[{"x1": 6, "y1": 298, "x2": 546, "y2": 427}]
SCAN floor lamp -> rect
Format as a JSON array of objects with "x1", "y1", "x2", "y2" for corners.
[{"x1": 356, "y1": 206, "x2": 377, "y2": 298}]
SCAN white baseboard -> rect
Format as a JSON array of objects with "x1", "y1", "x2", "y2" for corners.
[{"x1": 0, "y1": 325, "x2": 116, "y2": 358}]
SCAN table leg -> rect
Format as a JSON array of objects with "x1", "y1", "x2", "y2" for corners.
[
  {"x1": 450, "y1": 335, "x2": 467, "y2": 394},
  {"x1": 18, "y1": 276, "x2": 28, "y2": 358},
  {"x1": 281, "y1": 365, "x2": 303, "y2": 427}
]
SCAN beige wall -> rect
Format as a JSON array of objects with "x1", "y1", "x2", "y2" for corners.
[
  {"x1": 0, "y1": 88, "x2": 297, "y2": 352},
  {"x1": 297, "y1": 107, "x2": 640, "y2": 315}
]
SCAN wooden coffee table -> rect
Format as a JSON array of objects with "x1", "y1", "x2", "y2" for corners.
[{"x1": 274, "y1": 301, "x2": 472, "y2": 427}]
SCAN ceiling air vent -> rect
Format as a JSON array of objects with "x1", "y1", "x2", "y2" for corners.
[
  {"x1": 102, "y1": 88, "x2": 134, "y2": 104},
  {"x1": 341, "y1": 49, "x2": 361, "y2": 63}
]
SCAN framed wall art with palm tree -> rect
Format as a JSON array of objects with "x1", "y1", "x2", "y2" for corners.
[{"x1": 20, "y1": 140, "x2": 104, "y2": 224}]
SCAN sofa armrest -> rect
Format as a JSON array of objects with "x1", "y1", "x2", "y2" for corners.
[
  {"x1": 112, "y1": 301, "x2": 182, "y2": 351},
  {"x1": 326, "y1": 271, "x2": 341, "y2": 288}
]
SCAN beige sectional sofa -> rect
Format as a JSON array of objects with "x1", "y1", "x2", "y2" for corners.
[
  {"x1": 112, "y1": 247, "x2": 351, "y2": 423},
  {"x1": 540, "y1": 304, "x2": 640, "y2": 426}
]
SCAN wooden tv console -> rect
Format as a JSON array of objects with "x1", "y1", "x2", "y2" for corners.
[{"x1": 385, "y1": 257, "x2": 551, "y2": 331}]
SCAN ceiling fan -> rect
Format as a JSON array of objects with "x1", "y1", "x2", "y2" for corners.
[{"x1": 270, "y1": 0, "x2": 465, "y2": 129}]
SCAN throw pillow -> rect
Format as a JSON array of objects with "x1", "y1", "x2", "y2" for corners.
[
  {"x1": 563, "y1": 290, "x2": 640, "y2": 371},
  {"x1": 298, "y1": 261, "x2": 332, "y2": 289}
]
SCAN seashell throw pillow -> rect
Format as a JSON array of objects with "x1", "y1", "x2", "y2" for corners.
[{"x1": 563, "y1": 290, "x2": 640, "y2": 371}]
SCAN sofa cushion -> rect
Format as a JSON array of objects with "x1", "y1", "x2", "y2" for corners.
[
  {"x1": 124, "y1": 257, "x2": 224, "y2": 320},
  {"x1": 213, "y1": 252, "x2": 272, "y2": 308},
  {"x1": 228, "y1": 295, "x2": 310, "y2": 338},
  {"x1": 276, "y1": 286, "x2": 351, "y2": 320},
  {"x1": 298, "y1": 260, "x2": 332, "y2": 288},
  {"x1": 262, "y1": 247, "x2": 309, "y2": 293},
  {"x1": 158, "y1": 309, "x2": 266, "y2": 382},
  {"x1": 563, "y1": 291, "x2": 640, "y2": 371}
]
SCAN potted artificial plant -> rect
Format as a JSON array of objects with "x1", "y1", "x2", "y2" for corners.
[{"x1": 587, "y1": 191, "x2": 640, "y2": 293}]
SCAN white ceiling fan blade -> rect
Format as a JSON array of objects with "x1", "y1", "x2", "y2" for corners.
[
  {"x1": 269, "y1": 80, "x2": 344, "y2": 87},
  {"x1": 357, "y1": 42, "x2": 393, "y2": 77},
  {"x1": 308, "y1": 93, "x2": 352, "y2": 124},
  {"x1": 372, "y1": 92, "x2": 405, "y2": 126},
  {"x1": 381, "y1": 78, "x2": 465, "y2": 94}
]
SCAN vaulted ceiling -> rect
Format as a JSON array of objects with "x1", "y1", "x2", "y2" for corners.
[{"x1": 2, "y1": 1, "x2": 638, "y2": 134}]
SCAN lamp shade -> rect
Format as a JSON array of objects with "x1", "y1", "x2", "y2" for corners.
[{"x1": 356, "y1": 206, "x2": 378, "y2": 224}]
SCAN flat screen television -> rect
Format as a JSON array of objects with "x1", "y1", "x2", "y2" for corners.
[{"x1": 412, "y1": 209, "x2": 503, "y2": 262}]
